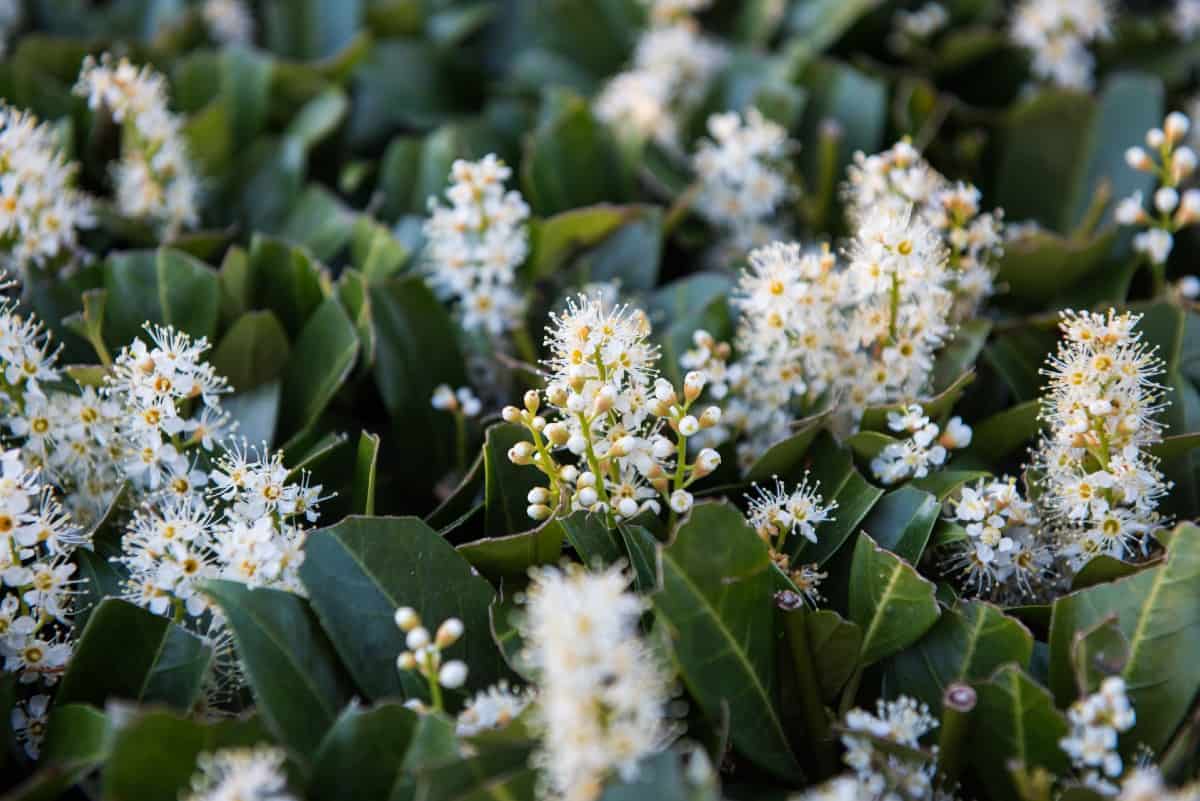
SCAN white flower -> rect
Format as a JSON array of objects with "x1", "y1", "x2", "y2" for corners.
[
  {"x1": 183, "y1": 747, "x2": 297, "y2": 801},
  {"x1": 1060, "y1": 677, "x2": 1135, "y2": 785},
  {"x1": 74, "y1": 55, "x2": 199, "y2": 234},
  {"x1": 1133, "y1": 228, "x2": 1174, "y2": 265},
  {"x1": 457, "y1": 681, "x2": 534, "y2": 736},
  {"x1": 203, "y1": 0, "x2": 254, "y2": 44},
  {"x1": 1011, "y1": 0, "x2": 1110, "y2": 89},
  {"x1": 11, "y1": 694, "x2": 49, "y2": 759},
  {"x1": 523, "y1": 564, "x2": 674, "y2": 801},
  {"x1": 745, "y1": 474, "x2": 836, "y2": 547}
]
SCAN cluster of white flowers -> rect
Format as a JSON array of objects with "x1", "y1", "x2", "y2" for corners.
[
  {"x1": 838, "y1": 696, "x2": 940, "y2": 801},
  {"x1": 456, "y1": 680, "x2": 534, "y2": 736},
  {"x1": 1118, "y1": 766, "x2": 1200, "y2": 801},
  {"x1": 745, "y1": 475, "x2": 835, "y2": 605},
  {"x1": 1117, "y1": 112, "x2": 1199, "y2": 267},
  {"x1": 1010, "y1": 0, "x2": 1111, "y2": 89},
  {"x1": 1061, "y1": 676, "x2": 1136, "y2": 791},
  {"x1": 423, "y1": 156, "x2": 529, "y2": 336},
  {"x1": 844, "y1": 139, "x2": 1004, "y2": 320},
  {"x1": 10, "y1": 693, "x2": 49, "y2": 759},
  {"x1": 594, "y1": 1, "x2": 726, "y2": 150},
  {"x1": 182, "y1": 746, "x2": 297, "y2": 801},
  {"x1": 871, "y1": 405, "x2": 972, "y2": 485},
  {"x1": 523, "y1": 564, "x2": 674, "y2": 801},
  {"x1": 394, "y1": 607, "x2": 469, "y2": 712},
  {"x1": 943, "y1": 477, "x2": 1053, "y2": 603},
  {"x1": 890, "y1": 3, "x2": 949, "y2": 53},
  {"x1": 1172, "y1": 0, "x2": 1200, "y2": 39},
  {"x1": 0, "y1": 105, "x2": 93, "y2": 277},
  {"x1": 203, "y1": 0, "x2": 254, "y2": 45},
  {"x1": 74, "y1": 54, "x2": 200, "y2": 235},
  {"x1": 693, "y1": 109, "x2": 792, "y2": 257},
  {"x1": 504, "y1": 294, "x2": 722, "y2": 521},
  {"x1": 431, "y1": 384, "x2": 482, "y2": 418},
  {"x1": 1032, "y1": 310, "x2": 1170, "y2": 571}
]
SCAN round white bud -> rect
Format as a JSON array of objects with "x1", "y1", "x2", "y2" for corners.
[
  {"x1": 406, "y1": 627, "x2": 431, "y2": 650},
  {"x1": 501, "y1": 406, "x2": 521, "y2": 423},
  {"x1": 683, "y1": 371, "x2": 706, "y2": 401},
  {"x1": 394, "y1": 607, "x2": 419, "y2": 631},
  {"x1": 577, "y1": 471, "x2": 596, "y2": 488},
  {"x1": 527, "y1": 504, "x2": 552, "y2": 521},
  {"x1": 669, "y1": 489, "x2": 694, "y2": 514},
  {"x1": 528, "y1": 487, "x2": 550, "y2": 504},
  {"x1": 438, "y1": 660, "x2": 469, "y2": 689},
  {"x1": 617, "y1": 497, "x2": 639, "y2": 518},
  {"x1": 699, "y1": 406, "x2": 722, "y2": 428},
  {"x1": 397, "y1": 651, "x2": 417, "y2": 671},
  {"x1": 577, "y1": 487, "x2": 599, "y2": 507},
  {"x1": 1125, "y1": 146, "x2": 1152, "y2": 170},
  {"x1": 1165, "y1": 111, "x2": 1190, "y2": 142},
  {"x1": 1146, "y1": 128, "x2": 1165, "y2": 148},
  {"x1": 567, "y1": 434, "x2": 587, "y2": 455},
  {"x1": 678, "y1": 416, "x2": 700, "y2": 436},
  {"x1": 436, "y1": 618, "x2": 464, "y2": 648},
  {"x1": 1155, "y1": 187, "x2": 1180, "y2": 214}
]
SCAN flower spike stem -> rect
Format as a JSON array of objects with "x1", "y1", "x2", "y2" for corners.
[{"x1": 937, "y1": 682, "x2": 976, "y2": 786}]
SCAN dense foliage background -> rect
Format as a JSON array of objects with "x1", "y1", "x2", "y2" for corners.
[{"x1": 1, "y1": 0, "x2": 1200, "y2": 800}]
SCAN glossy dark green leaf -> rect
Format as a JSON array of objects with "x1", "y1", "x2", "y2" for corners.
[
  {"x1": 798, "y1": 434, "x2": 884, "y2": 565},
  {"x1": 245, "y1": 235, "x2": 325, "y2": 338},
  {"x1": 1048, "y1": 524, "x2": 1200, "y2": 752},
  {"x1": 1070, "y1": 616, "x2": 1130, "y2": 696},
  {"x1": 559, "y1": 510, "x2": 622, "y2": 566},
  {"x1": 456, "y1": 520, "x2": 566, "y2": 584},
  {"x1": 483, "y1": 423, "x2": 542, "y2": 538},
  {"x1": 309, "y1": 702, "x2": 420, "y2": 801},
  {"x1": 653, "y1": 502, "x2": 804, "y2": 781},
  {"x1": 525, "y1": 204, "x2": 640, "y2": 281},
  {"x1": 210, "y1": 310, "x2": 291, "y2": 392},
  {"x1": 300, "y1": 516, "x2": 508, "y2": 701},
  {"x1": 933, "y1": 320, "x2": 992, "y2": 392},
  {"x1": 277, "y1": 296, "x2": 360, "y2": 440},
  {"x1": 353, "y1": 431, "x2": 381, "y2": 515},
  {"x1": 12, "y1": 704, "x2": 112, "y2": 801},
  {"x1": 887, "y1": 600, "x2": 1034, "y2": 714},
  {"x1": 57, "y1": 599, "x2": 212, "y2": 711},
  {"x1": 1070, "y1": 555, "x2": 1155, "y2": 590},
  {"x1": 848, "y1": 532, "x2": 941, "y2": 666},
  {"x1": 103, "y1": 710, "x2": 271, "y2": 801},
  {"x1": 263, "y1": 0, "x2": 363, "y2": 60},
  {"x1": 202, "y1": 580, "x2": 352, "y2": 758},
  {"x1": 803, "y1": 609, "x2": 863, "y2": 704},
  {"x1": 858, "y1": 487, "x2": 942, "y2": 564},
  {"x1": 743, "y1": 410, "x2": 831, "y2": 485},
  {"x1": 102, "y1": 249, "x2": 221, "y2": 346},
  {"x1": 953, "y1": 400, "x2": 1041, "y2": 470},
  {"x1": 994, "y1": 229, "x2": 1118, "y2": 305},
  {"x1": 279, "y1": 185, "x2": 359, "y2": 262},
  {"x1": 969, "y1": 664, "x2": 1070, "y2": 801}
]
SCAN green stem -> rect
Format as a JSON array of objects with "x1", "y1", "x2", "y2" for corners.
[
  {"x1": 453, "y1": 412, "x2": 467, "y2": 478},
  {"x1": 888, "y1": 273, "x2": 901, "y2": 345},
  {"x1": 428, "y1": 667, "x2": 444, "y2": 713},
  {"x1": 838, "y1": 665, "x2": 864, "y2": 719}
]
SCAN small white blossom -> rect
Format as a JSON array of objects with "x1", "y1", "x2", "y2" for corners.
[{"x1": 183, "y1": 747, "x2": 297, "y2": 801}]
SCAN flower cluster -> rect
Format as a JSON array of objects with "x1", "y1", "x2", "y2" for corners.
[
  {"x1": 594, "y1": 1, "x2": 726, "y2": 150},
  {"x1": 1032, "y1": 310, "x2": 1170, "y2": 571},
  {"x1": 839, "y1": 696, "x2": 940, "y2": 801},
  {"x1": 1010, "y1": 0, "x2": 1111, "y2": 89},
  {"x1": 423, "y1": 155, "x2": 530, "y2": 336},
  {"x1": 1060, "y1": 676, "x2": 1136, "y2": 790},
  {"x1": 844, "y1": 139, "x2": 1004, "y2": 320},
  {"x1": 942, "y1": 477, "x2": 1052, "y2": 603},
  {"x1": 1117, "y1": 112, "x2": 1199, "y2": 268},
  {"x1": 457, "y1": 680, "x2": 534, "y2": 736},
  {"x1": 505, "y1": 294, "x2": 722, "y2": 521},
  {"x1": 1118, "y1": 766, "x2": 1200, "y2": 801},
  {"x1": 74, "y1": 54, "x2": 200, "y2": 235},
  {"x1": 10, "y1": 693, "x2": 49, "y2": 759},
  {"x1": 693, "y1": 109, "x2": 792, "y2": 257},
  {"x1": 182, "y1": 746, "x2": 297, "y2": 801},
  {"x1": 431, "y1": 384, "x2": 482, "y2": 418},
  {"x1": 871, "y1": 405, "x2": 972, "y2": 485},
  {"x1": 744, "y1": 474, "x2": 836, "y2": 604},
  {"x1": 203, "y1": 0, "x2": 254, "y2": 45},
  {"x1": 523, "y1": 564, "x2": 674, "y2": 801},
  {"x1": 394, "y1": 607, "x2": 468, "y2": 712},
  {"x1": 0, "y1": 105, "x2": 93, "y2": 277}
]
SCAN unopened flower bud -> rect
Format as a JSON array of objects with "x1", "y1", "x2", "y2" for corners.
[
  {"x1": 1173, "y1": 147, "x2": 1197, "y2": 181},
  {"x1": 397, "y1": 651, "x2": 417, "y2": 671},
  {"x1": 577, "y1": 471, "x2": 596, "y2": 488},
  {"x1": 654, "y1": 378, "x2": 676, "y2": 404},
  {"x1": 528, "y1": 487, "x2": 550, "y2": 504},
  {"x1": 670, "y1": 489, "x2": 693, "y2": 514},
  {"x1": 1177, "y1": 189, "x2": 1200, "y2": 225},
  {"x1": 1179, "y1": 274, "x2": 1200, "y2": 298},
  {"x1": 527, "y1": 504, "x2": 552, "y2": 521},
  {"x1": 699, "y1": 406, "x2": 721, "y2": 428},
  {"x1": 617, "y1": 497, "x2": 639, "y2": 518},
  {"x1": 501, "y1": 406, "x2": 521, "y2": 423},
  {"x1": 508, "y1": 442, "x2": 534, "y2": 465},
  {"x1": 523, "y1": 390, "x2": 540, "y2": 413},
  {"x1": 546, "y1": 384, "x2": 568, "y2": 406},
  {"x1": 683, "y1": 371, "x2": 706, "y2": 401},
  {"x1": 1125, "y1": 146, "x2": 1153, "y2": 171},
  {"x1": 1155, "y1": 186, "x2": 1179, "y2": 214},
  {"x1": 1165, "y1": 111, "x2": 1190, "y2": 143},
  {"x1": 394, "y1": 607, "x2": 419, "y2": 631},
  {"x1": 577, "y1": 487, "x2": 599, "y2": 508},
  {"x1": 438, "y1": 660, "x2": 468, "y2": 689},
  {"x1": 436, "y1": 618, "x2": 464, "y2": 648},
  {"x1": 678, "y1": 416, "x2": 700, "y2": 436},
  {"x1": 560, "y1": 465, "x2": 579, "y2": 484},
  {"x1": 611, "y1": 435, "x2": 635, "y2": 457},
  {"x1": 652, "y1": 438, "x2": 675, "y2": 459},
  {"x1": 566, "y1": 434, "x2": 587, "y2": 454},
  {"x1": 695, "y1": 448, "x2": 721, "y2": 475},
  {"x1": 1146, "y1": 128, "x2": 1165, "y2": 149},
  {"x1": 566, "y1": 393, "x2": 586, "y2": 414},
  {"x1": 406, "y1": 627, "x2": 431, "y2": 650},
  {"x1": 545, "y1": 422, "x2": 570, "y2": 446},
  {"x1": 593, "y1": 386, "x2": 616, "y2": 414}
]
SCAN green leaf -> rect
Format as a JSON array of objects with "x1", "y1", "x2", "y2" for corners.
[
  {"x1": 993, "y1": 229, "x2": 1118, "y2": 305},
  {"x1": 848, "y1": 532, "x2": 941, "y2": 666},
  {"x1": 653, "y1": 502, "x2": 804, "y2": 781},
  {"x1": 202, "y1": 580, "x2": 352, "y2": 758},
  {"x1": 246, "y1": 235, "x2": 326, "y2": 338},
  {"x1": 57, "y1": 599, "x2": 212, "y2": 711},
  {"x1": 210, "y1": 310, "x2": 291, "y2": 392},
  {"x1": 743, "y1": 410, "x2": 831, "y2": 485},
  {"x1": 280, "y1": 185, "x2": 359, "y2": 262},
  {"x1": 970, "y1": 665, "x2": 1069, "y2": 801},
  {"x1": 102, "y1": 711, "x2": 270, "y2": 801},
  {"x1": 1048, "y1": 524, "x2": 1200, "y2": 752},
  {"x1": 483, "y1": 423, "x2": 542, "y2": 538},
  {"x1": 309, "y1": 702, "x2": 420, "y2": 801},
  {"x1": 887, "y1": 600, "x2": 1034, "y2": 714},
  {"x1": 804, "y1": 609, "x2": 863, "y2": 704},
  {"x1": 410, "y1": 727, "x2": 536, "y2": 801},
  {"x1": 102, "y1": 249, "x2": 221, "y2": 346},
  {"x1": 300, "y1": 516, "x2": 508, "y2": 701},
  {"x1": 1070, "y1": 616, "x2": 1130, "y2": 696},
  {"x1": 353, "y1": 431, "x2": 381, "y2": 515},
  {"x1": 14, "y1": 705, "x2": 112, "y2": 801},
  {"x1": 953, "y1": 401, "x2": 1042, "y2": 470},
  {"x1": 933, "y1": 320, "x2": 992, "y2": 392},
  {"x1": 797, "y1": 434, "x2": 885, "y2": 565},
  {"x1": 1149, "y1": 432, "x2": 1200, "y2": 461},
  {"x1": 456, "y1": 519, "x2": 566, "y2": 584},
  {"x1": 278, "y1": 296, "x2": 360, "y2": 440},
  {"x1": 859, "y1": 487, "x2": 942, "y2": 563},
  {"x1": 263, "y1": 0, "x2": 363, "y2": 60},
  {"x1": 522, "y1": 91, "x2": 633, "y2": 215},
  {"x1": 1070, "y1": 555, "x2": 1154, "y2": 590},
  {"x1": 559, "y1": 510, "x2": 623, "y2": 566},
  {"x1": 525, "y1": 204, "x2": 639, "y2": 281}
]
